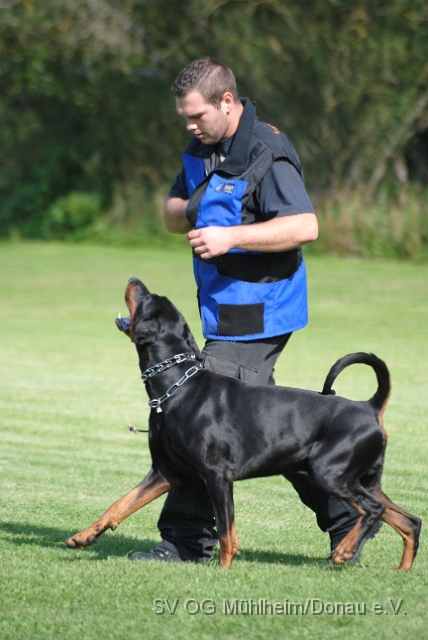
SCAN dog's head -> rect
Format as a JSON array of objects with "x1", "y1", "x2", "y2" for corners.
[
  {"x1": 116, "y1": 277, "x2": 159, "y2": 345},
  {"x1": 116, "y1": 277, "x2": 200, "y2": 357}
]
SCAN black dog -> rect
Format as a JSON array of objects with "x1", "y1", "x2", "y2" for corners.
[{"x1": 66, "y1": 278, "x2": 421, "y2": 569}]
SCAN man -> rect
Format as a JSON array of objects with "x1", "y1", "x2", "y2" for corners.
[{"x1": 129, "y1": 58, "x2": 361, "y2": 563}]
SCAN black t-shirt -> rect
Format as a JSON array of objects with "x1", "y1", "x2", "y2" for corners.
[
  {"x1": 168, "y1": 113, "x2": 315, "y2": 284},
  {"x1": 168, "y1": 134, "x2": 315, "y2": 221}
]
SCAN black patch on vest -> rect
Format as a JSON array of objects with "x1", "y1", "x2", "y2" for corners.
[
  {"x1": 209, "y1": 248, "x2": 301, "y2": 283},
  {"x1": 218, "y1": 303, "x2": 264, "y2": 336}
]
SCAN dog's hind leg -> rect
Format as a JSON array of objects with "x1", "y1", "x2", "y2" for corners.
[
  {"x1": 309, "y1": 474, "x2": 385, "y2": 566},
  {"x1": 372, "y1": 488, "x2": 422, "y2": 571},
  {"x1": 331, "y1": 495, "x2": 385, "y2": 565},
  {"x1": 65, "y1": 466, "x2": 180, "y2": 549},
  {"x1": 335, "y1": 489, "x2": 422, "y2": 571}
]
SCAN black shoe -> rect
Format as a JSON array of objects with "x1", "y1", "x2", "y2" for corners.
[
  {"x1": 325, "y1": 520, "x2": 383, "y2": 564},
  {"x1": 129, "y1": 544, "x2": 183, "y2": 563}
]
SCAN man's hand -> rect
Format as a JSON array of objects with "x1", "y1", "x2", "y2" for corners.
[
  {"x1": 188, "y1": 226, "x2": 236, "y2": 259},
  {"x1": 188, "y1": 214, "x2": 318, "y2": 259}
]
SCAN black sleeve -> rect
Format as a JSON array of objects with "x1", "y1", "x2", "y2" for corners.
[
  {"x1": 168, "y1": 168, "x2": 188, "y2": 199},
  {"x1": 250, "y1": 160, "x2": 315, "y2": 220}
]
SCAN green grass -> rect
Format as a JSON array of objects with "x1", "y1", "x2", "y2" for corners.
[{"x1": 1, "y1": 241, "x2": 427, "y2": 640}]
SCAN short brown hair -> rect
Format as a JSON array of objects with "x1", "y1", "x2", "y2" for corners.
[{"x1": 172, "y1": 58, "x2": 239, "y2": 107}]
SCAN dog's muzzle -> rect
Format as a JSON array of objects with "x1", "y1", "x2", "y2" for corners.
[{"x1": 116, "y1": 315, "x2": 131, "y2": 332}]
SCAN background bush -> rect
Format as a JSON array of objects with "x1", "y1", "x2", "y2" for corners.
[
  {"x1": 43, "y1": 191, "x2": 101, "y2": 239},
  {"x1": 0, "y1": 0, "x2": 427, "y2": 257}
]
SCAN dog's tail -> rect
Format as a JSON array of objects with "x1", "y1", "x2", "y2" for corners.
[{"x1": 321, "y1": 352, "x2": 391, "y2": 438}]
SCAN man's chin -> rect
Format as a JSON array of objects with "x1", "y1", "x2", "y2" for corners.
[{"x1": 198, "y1": 135, "x2": 219, "y2": 145}]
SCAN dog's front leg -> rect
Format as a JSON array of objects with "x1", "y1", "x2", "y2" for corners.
[
  {"x1": 205, "y1": 476, "x2": 239, "y2": 568},
  {"x1": 65, "y1": 466, "x2": 179, "y2": 549}
]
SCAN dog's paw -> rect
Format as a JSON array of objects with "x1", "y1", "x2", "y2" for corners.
[
  {"x1": 332, "y1": 544, "x2": 357, "y2": 564},
  {"x1": 65, "y1": 533, "x2": 97, "y2": 549}
]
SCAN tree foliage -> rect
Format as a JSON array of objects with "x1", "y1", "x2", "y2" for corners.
[{"x1": 0, "y1": 0, "x2": 427, "y2": 236}]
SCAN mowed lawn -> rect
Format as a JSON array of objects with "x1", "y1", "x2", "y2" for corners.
[{"x1": 0, "y1": 241, "x2": 427, "y2": 640}]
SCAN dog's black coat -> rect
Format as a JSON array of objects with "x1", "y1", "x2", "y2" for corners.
[
  {"x1": 66, "y1": 278, "x2": 421, "y2": 569},
  {"x1": 130, "y1": 281, "x2": 386, "y2": 490}
]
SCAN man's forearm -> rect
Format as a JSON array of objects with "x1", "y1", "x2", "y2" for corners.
[
  {"x1": 163, "y1": 197, "x2": 193, "y2": 234},
  {"x1": 188, "y1": 213, "x2": 318, "y2": 259},
  {"x1": 229, "y1": 213, "x2": 318, "y2": 252}
]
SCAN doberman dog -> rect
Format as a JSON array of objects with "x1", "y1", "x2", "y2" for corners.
[{"x1": 66, "y1": 278, "x2": 421, "y2": 570}]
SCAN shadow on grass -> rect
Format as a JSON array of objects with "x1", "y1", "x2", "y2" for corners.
[
  {"x1": 0, "y1": 519, "x2": 158, "y2": 560},
  {"x1": 0, "y1": 519, "x2": 329, "y2": 566},
  {"x1": 228, "y1": 548, "x2": 323, "y2": 567}
]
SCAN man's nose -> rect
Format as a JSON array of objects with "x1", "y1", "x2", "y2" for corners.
[{"x1": 186, "y1": 120, "x2": 197, "y2": 131}]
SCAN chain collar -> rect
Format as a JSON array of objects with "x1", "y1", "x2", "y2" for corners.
[
  {"x1": 141, "y1": 353, "x2": 197, "y2": 382},
  {"x1": 148, "y1": 363, "x2": 203, "y2": 410},
  {"x1": 141, "y1": 353, "x2": 203, "y2": 411}
]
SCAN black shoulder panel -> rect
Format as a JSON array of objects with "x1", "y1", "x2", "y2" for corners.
[{"x1": 252, "y1": 121, "x2": 303, "y2": 177}]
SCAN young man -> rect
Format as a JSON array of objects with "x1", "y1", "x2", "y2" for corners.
[{"x1": 129, "y1": 58, "x2": 361, "y2": 563}]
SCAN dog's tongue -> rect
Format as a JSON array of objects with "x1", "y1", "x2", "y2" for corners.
[{"x1": 116, "y1": 315, "x2": 131, "y2": 331}]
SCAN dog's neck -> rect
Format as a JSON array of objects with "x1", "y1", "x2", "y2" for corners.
[
  {"x1": 131, "y1": 296, "x2": 202, "y2": 404},
  {"x1": 136, "y1": 327, "x2": 202, "y2": 403}
]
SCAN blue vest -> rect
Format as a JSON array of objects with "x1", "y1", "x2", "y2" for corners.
[{"x1": 182, "y1": 106, "x2": 309, "y2": 341}]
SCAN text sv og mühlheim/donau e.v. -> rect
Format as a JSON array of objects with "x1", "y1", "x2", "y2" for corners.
[{"x1": 152, "y1": 597, "x2": 407, "y2": 616}]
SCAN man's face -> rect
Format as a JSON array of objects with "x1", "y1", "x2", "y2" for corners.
[{"x1": 176, "y1": 91, "x2": 230, "y2": 145}]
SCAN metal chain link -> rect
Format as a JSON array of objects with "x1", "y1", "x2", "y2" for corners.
[
  {"x1": 148, "y1": 363, "x2": 203, "y2": 409},
  {"x1": 141, "y1": 353, "x2": 197, "y2": 382}
]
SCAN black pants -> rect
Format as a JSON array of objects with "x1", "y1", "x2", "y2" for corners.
[{"x1": 158, "y1": 334, "x2": 359, "y2": 559}]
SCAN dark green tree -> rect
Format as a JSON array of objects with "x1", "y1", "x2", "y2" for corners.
[{"x1": 1, "y1": 0, "x2": 427, "y2": 236}]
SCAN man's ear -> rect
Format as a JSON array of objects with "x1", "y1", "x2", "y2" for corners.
[{"x1": 221, "y1": 91, "x2": 235, "y2": 114}]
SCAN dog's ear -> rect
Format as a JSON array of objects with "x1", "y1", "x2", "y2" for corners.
[{"x1": 134, "y1": 319, "x2": 160, "y2": 345}]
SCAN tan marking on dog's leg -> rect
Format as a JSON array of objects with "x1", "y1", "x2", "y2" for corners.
[
  {"x1": 220, "y1": 528, "x2": 236, "y2": 569},
  {"x1": 230, "y1": 518, "x2": 239, "y2": 557},
  {"x1": 332, "y1": 502, "x2": 365, "y2": 564},
  {"x1": 333, "y1": 523, "x2": 363, "y2": 564},
  {"x1": 373, "y1": 489, "x2": 421, "y2": 571},
  {"x1": 219, "y1": 516, "x2": 238, "y2": 568},
  {"x1": 66, "y1": 468, "x2": 177, "y2": 549},
  {"x1": 380, "y1": 509, "x2": 416, "y2": 571}
]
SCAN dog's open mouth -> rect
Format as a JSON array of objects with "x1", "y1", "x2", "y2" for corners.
[{"x1": 116, "y1": 314, "x2": 131, "y2": 332}]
